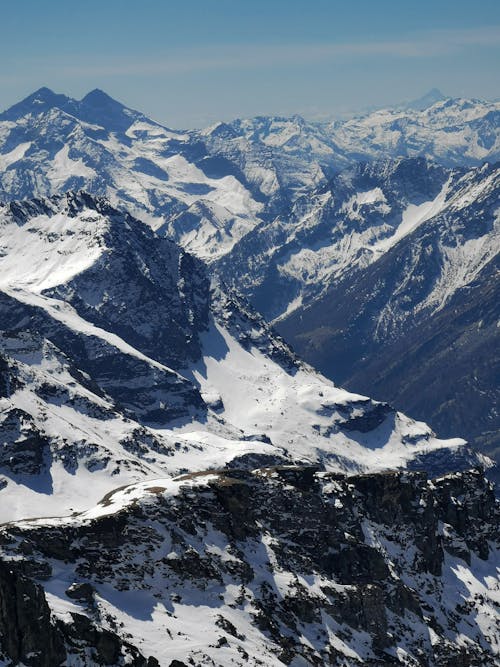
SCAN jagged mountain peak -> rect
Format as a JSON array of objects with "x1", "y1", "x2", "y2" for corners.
[
  {"x1": 26, "y1": 86, "x2": 61, "y2": 103},
  {"x1": 423, "y1": 86, "x2": 446, "y2": 99},
  {"x1": 201, "y1": 120, "x2": 240, "y2": 140},
  {"x1": 80, "y1": 88, "x2": 122, "y2": 107},
  {"x1": 0, "y1": 86, "x2": 148, "y2": 133},
  {"x1": 0, "y1": 190, "x2": 210, "y2": 369},
  {"x1": 1, "y1": 190, "x2": 137, "y2": 236},
  {"x1": 0, "y1": 86, "x2": 71, "y2": 121},
  {"x1": 74, "y1": 88, "x2": 146, "y2": 132}
]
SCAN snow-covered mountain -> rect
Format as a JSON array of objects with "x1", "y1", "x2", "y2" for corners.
[
  {"x1": 216, "y1": 158, "x2": 498, "y2": 320},
  {"x1": 322, "y1": 96, "x2": 499, "y2": 166},
  {"x1": 3, "y1": 194, "x2": 494, "y2": 664},
  {"x1": 0, "y1": 89, "x2": 497, "y2": 483},
  {"x1": 198, "y1": 93, "x2": 499, "y2": 209},
  {"x1": 401, "y1": 88, "x2": 448, "y2": 111},
  {"x1": 215, "y1": 157, "x2": 451, "y2": 320},
  {"x1": 1, "y1": 191, "x2": 484, "y2": 527},
  {"x1": 0, "y1": 87, "x2": 266, "y2": 260},
  {"x1": 0, "y1": 88, "x2": 498, "y2": 264},
  {"x1": 0, "y1": 101, "x2": 498, "y2": 663}
]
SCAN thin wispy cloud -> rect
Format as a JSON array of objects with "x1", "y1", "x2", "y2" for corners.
[{"x1": 43, "y1": 25, "x2": 500, "y2": 79}]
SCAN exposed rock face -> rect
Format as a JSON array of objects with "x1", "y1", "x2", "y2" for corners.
[
  {"x1": 0, "y1": 467, "x2": 497, "y2": 666},
  {"x1": 0, "y1": 408, "x2": 51, "y2": 475},
  {"x1": 0, "y1": 560, "x2": 65, "y2": 666},
  {"x1": 0, "y1": 557, "x2": 157, "y2": 666},
  {"x1": 0, "y1": 291, "x2": 206, "y2": 426},
  {"x1": 1, "y1": 190, "x2": 487, "y2": 527},
  {"x1": 215, "y1": 157, "x2": 450, "y2": 320}
]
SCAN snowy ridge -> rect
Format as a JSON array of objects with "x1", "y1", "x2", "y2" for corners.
[
  {"x1": 0, "y1": 88, "x2": 265, "y2": 261},
  {"x1": 0, "y1": 202, "x2": 106, "y2": 292},
  {"x1": 371, "y1": 178, "x2": 450, "y2": 254}
]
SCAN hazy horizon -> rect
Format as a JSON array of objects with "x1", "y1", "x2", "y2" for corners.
[
  {"x1": 3, "y1": 84, "x2": 499, "y2": 131},
  {"x1": 1, "y1": 0, "x2": 499, "y2": 128}
]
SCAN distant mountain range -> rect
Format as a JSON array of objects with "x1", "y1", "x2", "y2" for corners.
[
  {"x1": 0, "y1": 88, "x2": 498, "y2": 666},
  {"x1": 0, "y1": 87, "x2": 498, "y2": 258},
  {"x1": 0, "y1": 86, "x2": 498, "y2": 464}
]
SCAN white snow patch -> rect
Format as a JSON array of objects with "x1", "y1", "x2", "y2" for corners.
[
  {"x1": 0, "y1": 211, "x2": 104, "y2": 292},
  {"x1": 373, "y1": 180, "x2": 450, "y2": 253},
  {"x1": 0, "y1": 142, "x2": 31, "y2": 170},
  {"x1": 47, "y1": 145, "x2": 95, "y2": 186}
]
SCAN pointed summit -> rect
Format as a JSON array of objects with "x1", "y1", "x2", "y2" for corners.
[
  {"x1": 73, "y1": 88, "x2": 144, "y2": 133},
  {"x1": 426, "y1": 87, "x2": 446, "y2": 99},
  {"x1": 28, "y1": 86, "x2": 58, "y2": 102},
  {"x1": 0, "y1": 87, "x2": 71, "y2": 120},
  {"x1": 404, "y1": 88, "x2": 447, "y2": 111},
  {"x1": 81, "y1": 88, "x2": 124, "y2": 108}
]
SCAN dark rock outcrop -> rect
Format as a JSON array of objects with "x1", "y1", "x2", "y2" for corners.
[
  {"x1": 0, "y1": 561, "x2": 65, "y2": 667},
  {"x1": 0, "y1": 467, "x2": 497, "y2": 666}
]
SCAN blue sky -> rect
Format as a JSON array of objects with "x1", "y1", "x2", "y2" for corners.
[{"x1": 1, "y1": 0, "x2": 499, "y2": 127}]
